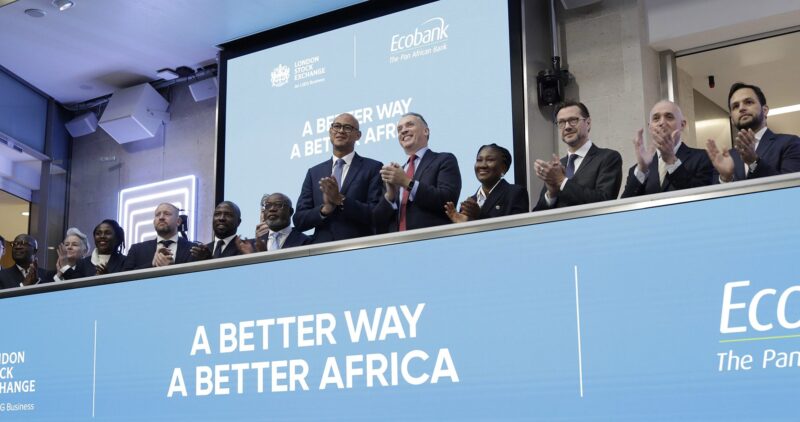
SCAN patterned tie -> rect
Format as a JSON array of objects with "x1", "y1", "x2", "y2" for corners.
[
  {"x1": 398, "y1": 154, "x2": 417, "y2": 232},
  {"x1": 269, "y1": 232, "x2": 281, "y2": 251},
  {"x1": 658, "y1": 157, "x2": 668, "y2": 188},
  {"x1": 332, "y1": 158, "x2": 345, "y2": 189},
  {"x1": 213, "y1": 239, "x2": 225, "y2": 258},
  {"x1": 565, "y1": 154, "x2": 577, "y2": 178}
]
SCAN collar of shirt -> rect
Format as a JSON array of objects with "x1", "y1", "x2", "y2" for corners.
[
  {"x1": 477, "y1": 178, "x2": 504, "y2": 205},
  {"x1": 567, "y1": 140, "x2": 593, "y2": 173},
  {"x1": 214, "y1": 234, "x2": 238, "y2": 251},
  {"x1": 656, "y1": 140, "x2": 683, "y2": 161},
  {"x1": 156, "y1": 235, "x2": 179, "y2": 255},
  {"x1": 406, "y1": 147, "x2": 429, "y2": 167},
  {"x1": 267, "y1": 226, "x2": 293, "y2": 250},
  {"x1": 91, "y1": 249, "x2": 111, "y2": 266},
  {"x1": 753, "y1": 126, "x2": 768, "y2": 150},
  {"x1": 15, "y1": 264, "x2": 29, "y2": 278},
  {"x1": 332, "y1": 151, "x2": 356, "y2": 184}
]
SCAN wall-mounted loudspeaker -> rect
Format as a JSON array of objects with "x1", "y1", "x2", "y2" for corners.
[
  {"x1": 65, "y1": 112, "x2": 98, "y2": 138},
  {"x1": 98, "y1": 83, "x2": 170, "y2": 144},
  {"x1": 189, "y1": 78, "x2": 218, "y2": 102},
  {"x1": 560, "y1": 0, "x2": 601, "y2": 9}
]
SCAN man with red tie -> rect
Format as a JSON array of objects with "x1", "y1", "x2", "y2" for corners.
[{"x1": 374, "y1": 112, "x2": 461, "y2": 232}]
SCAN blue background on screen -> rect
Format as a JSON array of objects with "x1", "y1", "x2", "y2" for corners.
[{"x1": 224, "y1": 0, "x2": 514, "y2": 233}]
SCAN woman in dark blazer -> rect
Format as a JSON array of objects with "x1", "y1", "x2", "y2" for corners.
[
  {"x1": 80, "y1": 219, "x2": 127, "y2": 276},
  {"x1": 445, "y1": 143, "x2": 529, "y2": 223}
]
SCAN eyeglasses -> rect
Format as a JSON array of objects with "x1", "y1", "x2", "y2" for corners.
[
  {"x1": 330, "y1": 123, "x2": 357, "y2": 133},
  {"x1": 261, "y1": 201, "x2": 288, "y2": 210},
  {"x1": 556, "y1": 117, "x2": 587, "y2": 129}
]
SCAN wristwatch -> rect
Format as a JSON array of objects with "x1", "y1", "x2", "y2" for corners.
[{"x1": 407, "y1": 180, "x2": 414, "y2": 190}]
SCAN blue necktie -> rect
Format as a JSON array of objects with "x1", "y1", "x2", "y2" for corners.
[
  {"x1": 566, "y1": 154, "x2": 577, "y2": 179},
  {"x1": 333, "y1": 158, "x2": 345, "y2": 189},
  {"x1": 269, "y1": 232, "x2": 281, "y2": 251}
]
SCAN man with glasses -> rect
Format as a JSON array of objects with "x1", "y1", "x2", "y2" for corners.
[
  {"x1": 293, "y1": 113, "x2": 383, "y2": 243},
  {"x1": 706, "y1": 82, "x2": 800, "y2": 183},
  {"x1": 245, "y1": 193, "x2": 310, "y2": 252},
  {"x1": 0, "y1": 234, "x2": 50, "y2": 289},
  {"x1": 533, "y1": 101, "x2": 622, "y2": 210},
  {"x1": 621, "y1": 100, "x2": 713, "y2": 197},
  {"x1": 190, "y1": 201, "x2": 245, "y2": 260}
]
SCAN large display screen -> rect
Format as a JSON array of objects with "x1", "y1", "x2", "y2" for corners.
[
  {"x1": 1, "y1": 183, "x2": 800, "y2": 420},
  {"x1": 221, "y1": 0, "x2": 518, "y2": 233}
]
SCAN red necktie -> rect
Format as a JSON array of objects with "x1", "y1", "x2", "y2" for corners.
[{"x1": 398, "y1": 154, "x2": 416, "y2": 231}]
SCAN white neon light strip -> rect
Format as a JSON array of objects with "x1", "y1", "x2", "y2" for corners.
[{"x1": 770, "y1": 104, "x2": 800, "y2": 117}]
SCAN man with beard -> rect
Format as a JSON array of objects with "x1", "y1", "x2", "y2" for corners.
[
  {"x1": 0, "y1": 234, "x2": 50, "y2": 289},
  {"x1": 532, "y1": 101, "x2": 622, "y2": 210},
  {"x1": 621, "y1": 100, "x2": 713, "y2": 197},
  {"x1": 122, "y1": 203, "x2": 193, "y2": 270},
  {"x1": 293, "y1": 113, "x2": 383, "y2": 243},
  {"x1": 707, "y1": 82, "x2": 800, "y2": 183},
  {"x1": 190, "y1": 201, "x2": 245, "y2": 260},
  {"x1": 246, "y1": 193, "x2": 310, "y2": 252}
]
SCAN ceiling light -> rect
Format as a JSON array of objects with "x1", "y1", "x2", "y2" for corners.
[
  {"x1": 24, "y1": 8, "x2": 46, "y2": 17},
  {"x1": 21, "y1": 211, "x2": 30, "y2": 216},
  {"x1": 769, "y1": 104, "x2": 800, "y2": 117},
  {"x1": 52, "y1": 0, "x2": 73, "y2": 11}
]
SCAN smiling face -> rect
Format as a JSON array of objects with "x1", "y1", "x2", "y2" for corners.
[
  {"x1": 729, "y1": 87, "x2": 767, "y2": 131},
  {"x1": 396, "y1": 114, "x2": 429, "y2": 155},
  {"x1": 11, "y1": 234, "x2": 36, "y2": 266},
  {"x1": 153, "y1": 203, "x2": 180, "y2": 238},
  {"x1": 329, "y1": 113, "x2": 361, "y2": 158},
  {"x1": 212, "y1": 202, "x2": 241, "y2": 239},
  {"x1": 62, "y1": 235, "x2": 85, "y2": 260},
  {"x1": 474, "y1": 146, "x2": 506, "y2": 188},
  {"x1": 649, "y1": 101, "x2": 685, "y2": 139},
  {"x1": 94, "y1": 223, "x2": 117, "y2": 255},
  {"x1": 556, "y1": 105, "x2": 591, "y2": 151}
]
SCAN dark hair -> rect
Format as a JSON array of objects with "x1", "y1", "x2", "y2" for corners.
[
  {"x1": 401, "y1": 112, "x2": 429, "y2": 128},
  {"x1": 728, "y1": 82, "x2": 767, "y2": 109},
  {"x1": 555, "y1": 100, "x2": 590, "y2": 118},
  {"x1": 478, "y1": 143, "x2": 512, "y2": 172},
  {"x1": 94, "y1": 219, "x2": 125, "y2": 254},
  {"x1": 217, "y1": 201, "x2": 242, "y2": 220},
  {"x1": 0, "y1": 234, "x2": 4, "y2": 245}
]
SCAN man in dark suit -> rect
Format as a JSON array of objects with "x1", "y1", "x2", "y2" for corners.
[
  {"x1": 293, "y1": 113, "x2": 383, "y2": 244},
  {"x1": 190, "y1": 201, "x2": 245, "y2": 261},
  {"x1": 122, "y1": 203, "x2": 193, "y2": 270},
  {"x1": 374, "y1": 112, "x2": 461, "y2": 231},
  {"x1": 0, "y1": 234, "x2": 50, "y2": 289},
  {"x1": 533, "y1": 101, "x2": 622, "y2": 210},
  {"x1": 621, "y1": 100, "x2": 713, "y2": 198},
  {"x1": 247, "y1": 193, "x2": 310, "y2": 252},
  {"x1": 707, "y1": 82, "x2": 800, "y2": 183}
]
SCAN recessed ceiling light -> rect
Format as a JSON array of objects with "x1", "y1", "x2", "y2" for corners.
[
  {"x1": 21, "y1": 211, "x2": 30, "y2": 216},
  {"x1": 52, "y1": 0, "x2": 73, "y2": 11},
  {"x1": 24, "y1": 8, "x2": 46, "y2": 17}
]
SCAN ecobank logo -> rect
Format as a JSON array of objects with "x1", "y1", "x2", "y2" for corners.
[
  {"x1": 388, "y1": 17, "x2": 449, "y2": 64},
  {"x1": 270, "y1": 64, "x2": 290, "y2": 87}
]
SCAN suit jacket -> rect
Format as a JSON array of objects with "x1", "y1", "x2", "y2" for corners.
[
  {"x1": 257, "y1": 228, "x2": 311, "y2": 250},
  {"x1": 121, "y1": 237, "x2": 193, "y2": 271},
  {"x1": 713, "y1": 129, "x2": 800, "y2": 183},
  {"x1": 374, "y1": 150, "x2": 462, "y2": 232},
  {"x1": 77, "y1": 252, "x2": 127, "y2": 277},
  {"x1": 0, "y1": 265, "x2": 51, "y2": 289},
  {"x1": 293, "y1": 153, "x2": 383, "y2": 244},
  {"x1": 60, "y1": 258, "x2": 98, "y2": 280},
  {"x1": 621, "y1": 143, "x2": 713, "y2": 198},
  {"x1": 204, "y1": 238, "x2": 241, "y2": 259},
  {"x1": 468, "y1": 179, "x2": 529, "y2": 219},
  {"x1": 533, "y1": 144, "x2": 622, "y2": 211}
]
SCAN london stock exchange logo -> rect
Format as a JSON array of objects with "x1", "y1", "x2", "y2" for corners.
[{"x1": 270, "y1": 64, "x2": 290, "y2": 88}]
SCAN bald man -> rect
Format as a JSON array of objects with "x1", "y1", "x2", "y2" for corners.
[
  {"x1": 621, "y1": 100, "x2": 713, "y2": 197},
  {"x1": 122, "y1": 203, "x2": 193, "y2": 270},
  {"x1": 293, "y1": 113, "x2": 383, "y2": 243}
]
